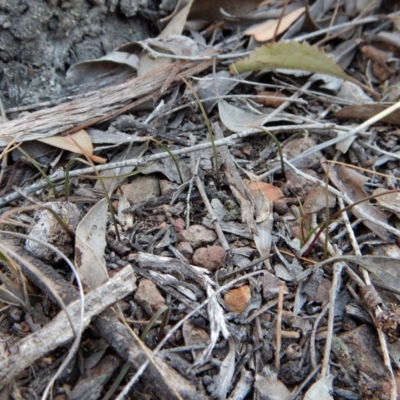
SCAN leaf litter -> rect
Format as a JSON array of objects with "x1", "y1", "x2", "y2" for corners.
[{"x1": 2, "y1": 0, "x2": 400, "y2": 399}]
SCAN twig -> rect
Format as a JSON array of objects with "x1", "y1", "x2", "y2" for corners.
[
  {"x1": 289, "y1": 366, "x2": 321, "y2": 400},
  {"x1": 261, "y1": 100, "x2": 400, "y2": 179},
  {"x1": 285, "y1": 160, "x2": 400, "y2": 239},
  {"x1": 0, "y1": 58, "x2": 213, "y2": 146},
  {"x1": 321, "y1": 262, "x2": 342, "y2": 377},
  {"x1": 0, "y1": 123, "x2": 349, "y2": 208},
  {"x1": 275, "y1": 283, "x2": 285, "y2": 370},
  {"x1": 116, "y1": 270, "x2": 264, "y2": 399},
  {"x1": 310, "y1": 303, "x2": 329, "y2": 369},
  {"x1": 338, "y1": 197, "x2": 361, "y2": 255},
  {"x1": 0, "y1": 265, "x2": 135, "y2": 387}
]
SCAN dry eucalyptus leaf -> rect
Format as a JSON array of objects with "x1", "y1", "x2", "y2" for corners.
[
  {"x1": 255, "y1": 366, "x2": 291, "y2": 400},
  {"x1": 229, "y1": 41, "x2": 366, "y2": 92},
  {"x1": 245, "y1": 7, "x2": 305, "y2": 42},
  {"x1": 304, "y1": 375, "x2": 334, "y2": 400},
  {"x1": 334, "y1": 104, "x2": 400, "y2": 125},
  {"x1": 211, "y1": 337, "x2": 236, "y2": 399},
  {"x1": 160, "y1": 0, "x2": 193, "y2": 37},
  {"x1": 246, "y1": 181, "x2": 284, "y2": 202},
  {"x1": 75, "y1": 198, "x2": 108, "y2": 290},
  {"x1": 373, "y1": 188, "x2": 400, "y2": 218},
  {"x1": 303, "y1": 184, "x2": 336, "y2": 213},
  {"x1": 218, "y1": 99, "x2": 301, "y2": 132},
  {"x1": 337, "y1": 81, "x2": 373, "y2": 104},
  {"x1": 64, "y1": 52, "x2": 139, "y2": 88},
  {"x1": 38, "y1": 129, "x2": 106, "y2": 164},
  {"x1": 346, "y1": 256, "x2": 400, "y2": 297},
  {"x1": 327, "y1": 165, "x2": 389, "y2": 240},
  {"x1": 138, "y1": 35, "x2": 200, "y2": 76},
  {"x1": 94, "y1": 141, "x2": 149, "y2": 194},
  {"x1": 245, "y1": 179, "x2": 273, "y2": 268}
]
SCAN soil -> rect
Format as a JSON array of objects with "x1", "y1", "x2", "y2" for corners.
[{"x1": 0, "y1": 0, "x2": 152, "y2": 109}]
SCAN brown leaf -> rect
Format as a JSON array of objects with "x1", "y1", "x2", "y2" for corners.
[
  {"x1": 359, "y1": 44, "x2": 392, "y2": 66},
  {"x1": 334, "y1": 104, "x2": 400, "y2": 125},
  {"x1": 38, "y1": 130, "x2": 106, "y2": 164},
  {"x1": 256, "y1": 90, "x2": 287, "y2": 107},
  {"x1": 246, "y1": 181, "x2": 284, "y2": 202},
  {"x1": 245, "y1": 7, "x2": 305, "y2": 42},
  {"x1": 326, "y1": 165, "x2": 389, "y2": 240}
]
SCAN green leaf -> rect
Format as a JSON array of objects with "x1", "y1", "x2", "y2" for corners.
[{"x1": 229, "y1": 41, "x2": 376, "y2": 97}]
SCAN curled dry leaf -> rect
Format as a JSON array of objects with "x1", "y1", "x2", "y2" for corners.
[
  {"x1": 256, "y1": 90, "x2": 287, "y2": 107},
  {"x1": 255, "y1": 366, "x2": 291, "y2": 400},
  {"x1": 38, "y1": 129, "x2": 106, "y2": 164},
  {"x1": 218, "y1": 99, "x2": 302, "y2": 133},
  {"x1": 326, "y1": 165, "x2": 389, "y2": 240},
  {"x1": 245, "y1": 7, "x2": 306, "y2": 42},
  {"x1": 224, "y1": 285, "x2": 251, "y2": 313},
  {"x1": 304, "y1": 375, "x2": 334, "y2": 400},
  {"x1": 334, "y1": 104, "x2": 400, "y2": 125},
  {"x1": 245, "y1": 180, "x2": 273, "y2": 267},
  {"x1": 75, "y1": 198, "x2": 108, "y2": 290},
  {"x1": 303, "y1": 184, "x2": 336, "y2": 214},
  {"x1": 373, "y1": 188, "x2": 400, "y2": 218},
  {"x1": 245, "y1": 181, "x2": 284, "y2": 203}
]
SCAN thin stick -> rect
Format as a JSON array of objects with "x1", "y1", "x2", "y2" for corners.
[
  {"x1": 310, "y1": 303, "x2": 329, "y2": 369},
  {"x1": 0, "y1": 266, "x2": 135, "y2": 387},
  {"x1": 321, "y1": 262, "x2": 342, "y2": 377},
  {"x1": 116, "y1": 270, "x2": 264, "y2": 399},
  {"x1": 275, "y1": 283, "x2": 285, "y2": 370},
  {"x1": 272, "y1": 0, "x2": 288, "y2": 43}
]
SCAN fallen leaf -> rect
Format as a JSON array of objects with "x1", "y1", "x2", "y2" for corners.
[
  {"x1": 246, "y1": 181, "x2": 284, "y2": 202},
  {"x1": 334, "y1": 104, "x2": 400, "y2": 125},
  {"x1": 229, "y1": 41, "x2": 370, "y2": 94},
  {"x1": 245, "y1": 179, "x2": 273, "y2": 267},
  {"x1": 224, "y1": 285, "x2": 251, "y2": 313},
  {"x1": 245, "y1": 7, "x2": 306, "y2": 42},
  {"x1": 255, "y1": 366, "x2": 291, "y2": 400},
  {"x1": 373, "y1": 188, "x2": 400, "y2": 218},
  {"x1": 94, "y1": 141, "x2": 148, "y2": 194},
  {"x1": 304, "y1": 375, "x2": 334, "y2": 400},
  {"x1": 303, "y1": 184, "x2": 336, "y2": 213},
  {"x1": 256, "y1": 90, "x2": 287, "y2": 107},
  {"x1": 38, "y1": 130, "x2": 106, "y2": 163},
  {"x1": 137, "y1": 35, "x2": 200, "y2": 77},
  {"x1": 211, "y1": 338, "x2": 236, "y2": 399},
  {"x1": 75, "y1": 198, "x2": 109, "y2": 290},
  {"x1": 327, "y1": 165, "x2": 389, "y2": 240},
  {"x1": 160, "y1": 0, "x2": 193, "y2": 37},
  {"x1": 359, "y1": 44, "x2": 392, "y2": 66},
  {"x1": 218, "y1": 99, "x2": 301, "y2": 132},
  {"x1": 64, "y1": 53, "x2": 139, "y2": 88}
]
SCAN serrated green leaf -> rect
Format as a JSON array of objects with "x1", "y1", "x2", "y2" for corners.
[{"x1": 229, "y1": 41, "x2": 365, "y2": 91}]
